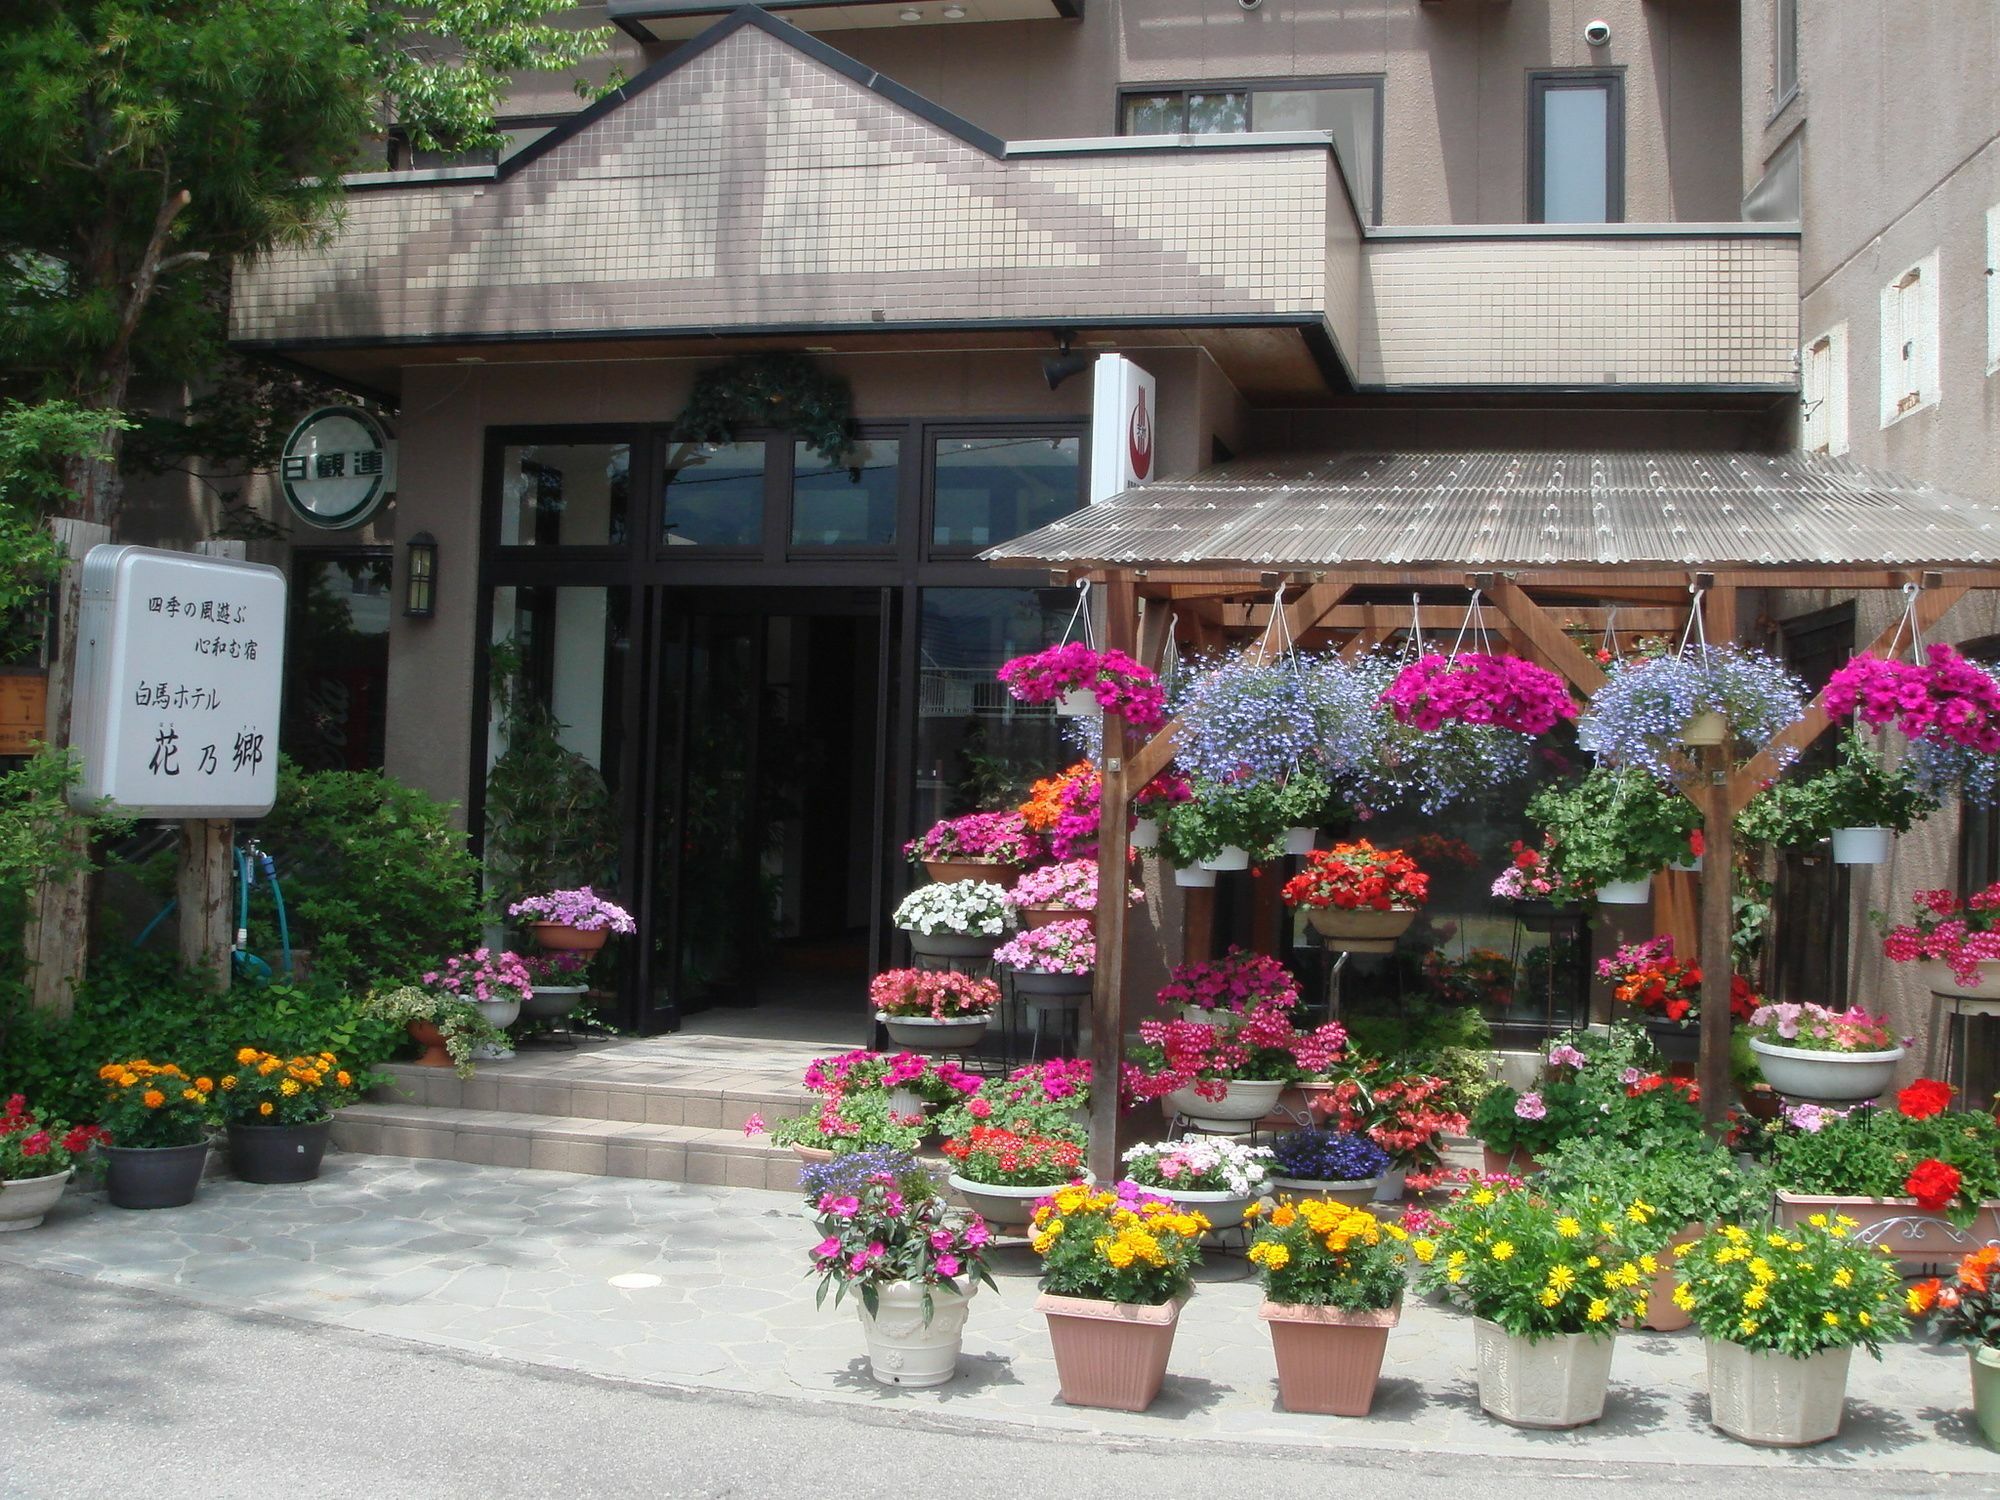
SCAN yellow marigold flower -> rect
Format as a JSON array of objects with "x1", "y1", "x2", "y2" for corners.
[
  {"x1": 1638, "y1": 1254, "x2": 1659, "y2": 1276},
  {"x1": 1586, "y1": 1299, "x2": 1609, "y2": 1322},
  {"x1": 1382, "y1": 1223, "x2": 1408, "y2": 1241},
  {"x1": 259, "y1": 1101, "x2": 274, "y2": 1116},
  {"x1": 1104, "y1": 1241, "x2": 1136, "y2": 1270},
  {"x1": 181, "y1": 1089, "x2": 201, "y2": 1103},
  {"x1": 97, "y1": 1064, "x2": 118, "y2": 1080},
  {"x1": 142, "y1": 1089, "x2": 165, "y2": 1109},
  {"x1": 280, "y1": 1079, "x2": 301, "y2": 1097},
  {"x1": 1765, "y1": 1232, "x2": 1789, "y2": 1249},
  {"x1": 236, "y1": 1047, "x2": 260, "y2": 1065},
  {"x1": 1271, "y1": 1204, "x2": 1297, "y2": 1229},
  {"x1": 258, "y1": 1058, "x2": 282, "y2": 1076},
  {"x1": 1490, "y1": 1240, "x2": 1516, "y2": 1262},
  {"x1": 1242, "y1": 1201, "x2": 1264, "y2": 1222},
  {"x1": 1257, "y1": 1243, "x2": 1291, "y2": 1270},
  {"x1": 1585, "y1": 1255, "x2": 1602, "y2": 1269},
  {"x1": 1032, "y1": 1233, "x2": 1055, "y2": 1255},
  {"x1": 195, "y1": 1077, "x2": 214, "y2": 1094},
  {"x1": 1556, "y1": 1217, "x2": 1581, "y2": 1239},
  {"x1": 1411, "y1": 1238, "x2": 1437, "y2": 1264},
  {"x1": 220, "y1": 1075, "x2": 237, "y2": 1091}
]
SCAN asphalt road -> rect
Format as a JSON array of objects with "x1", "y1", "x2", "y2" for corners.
[{"x1": 0, "y1": 1261, "x2": 1981, "y2": 1499}]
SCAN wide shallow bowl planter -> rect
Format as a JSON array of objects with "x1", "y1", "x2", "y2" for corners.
[
  {"x1": 104, "y1": 1141, "x2": 208, "y2": 1211},
  {"x1": 854, "y1": 1280, "x2": 975, "y2": 1388},
  {"x1": 947, "y1": 1173, "x2": 1072, "y2": 1231},
  {"x1": 1037, "y1": 1292, "x2": 1183, "y2": 1411},
  {"x1": 1172, "y1": 865, "x2": 1217, "y2": 889},
  {"x1": 923, "y1": 858, "x2": 1019, "y2": 887},
  {"x1": 1163, "y1": 1078, "x2": 1286, "y2": 1132},
  {"x1": 530, "y1": 920, "x2": 609, "y2": 954},
  {"x1": 1303, "y1": 906, "x2": 1418, "y2": 953},
  {"x1": 1010, "y1": 969, "x2": 1092, "y2": 999},
  {"x1": 1144, "y1": 1183, "x2": 1262, "y2": 1231},
  {"x1": 227, "y1": 1117, "x2": 333, "y2": 1185},
  {"x1": 1639, "y1": 1223, "x2": 1705, "y2": 1332},
  {"x1": 1682, "y1": 710, "x2": 1728, "y2": 747},
  {"x1": 1705, "y1": 1340, "x2": 1852, "y2": 1447},
  {"x1": 903, "y1": 928, "x2": 1004, "y2": 961},
  {"x1": 1595, "y1": 876, "x2": 1654, "y2": 906},
  {"x1": 1747, "y1": 1037, "x2": 1903, "y2": 1101},
  {"x1": 1480, "y1": 1144, "x2": 1544, "y2": 1179},
  {"x1": 407, "y1": 1019, "x2": 453, "y2": 1068},
  {"x1": 1973, "y1": 1346, "x2": 2000, "y2": 1451},
  {"x1": 1198, "y1": 845, "x2": 1251, "y2": 872},
  {"x1": 522, "y1": 984, "x2": 586, "y2": 1021},
  {"x1": 877, "y1": 1012, "x2": 991, "y2": 1051},
  {"x1": 1269, "y1": 1173, "x2": 1381, "y2": 1207},
  {"x1": 1920, "y1": 959, "x2": 2000, "y2": 1013},
  {"x1": 0, "y1": 1168, "x2": 74, "y2": 1232},
  {"x1": 1831, "y1": 826, "x2": 1892, "y2": 865},
  {"x1": 1472, "y1": 1318, "x2": 1616, "y2": 1429},
  {"x1": 1773, "y1": 1190, "x2": 2000, "y2": 1267},
  {"x1": 1261, "y1": 1298, "x2": 1400, "y2": 1416},
  {"x1": 1283, "y1": 826, "x2": 1319, "y2": 856},
  {"x1": 1130, "y1": 817, "x2": 1160, "y2": 851}
]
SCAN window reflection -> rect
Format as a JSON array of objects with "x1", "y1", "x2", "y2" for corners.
[
  {"x1": 662, "y1": 441, "x2": 765, "y2": 548},
  {"x1": 932, "y1": 435, "x2": 1082, "y2": 548},
  {"x1": 499, "y1": 442, "x2": 629, "y2": 547},
  {"x1": 792, "y1": 438, "x2": 899, "y2": 547}
]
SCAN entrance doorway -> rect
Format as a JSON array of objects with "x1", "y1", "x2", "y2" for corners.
[{"x1": 642, "y1": 589, "x2": 895, "y2": 1039}]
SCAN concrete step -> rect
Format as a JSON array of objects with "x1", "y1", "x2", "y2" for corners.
[
  {"x1": 372, "y1": 1061, "x2": 811, "y2": 1133},
  {"x1": 333, "y1": 1102, "x2": 805, "y2": 1194}
]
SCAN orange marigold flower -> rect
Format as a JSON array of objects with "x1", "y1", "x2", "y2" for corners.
[{"x1": 142, "y1": 1090, "x2": 166, "y2": 1109}]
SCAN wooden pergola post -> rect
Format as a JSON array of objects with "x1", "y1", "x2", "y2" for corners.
[{"x1": 1088, "y1": 574, "x2": 1139, "y2": 1184}]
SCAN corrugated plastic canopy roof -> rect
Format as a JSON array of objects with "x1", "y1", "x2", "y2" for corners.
[{"x1": 981, "y1": 451, "x2": 2000, "y2": 571}]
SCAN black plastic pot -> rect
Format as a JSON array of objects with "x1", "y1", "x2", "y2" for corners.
[
  {"x1": 104, "y1": 1141, "x2": 209, "y2": 1210},
  {"x1": 227, "y1": 1117, "x2": 332, "y2": 1184}
]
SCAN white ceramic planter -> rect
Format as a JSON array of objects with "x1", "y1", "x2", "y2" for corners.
[
  {"x1": 1669, "y1": 854, "x2": 1703, "y2": 873},
  {"x1": 1705, "y1": 1340, "x2": 1852, "y2": 1447},
  {"x1": 854, "y1": 1280, "x2": 975, "y2": 1387},
  {"x1": 1130, "y1": 817, "x2": 1160, "y2": 851},
  {"x1": 1055, "y1": 686, "x2": 1100, "y2": 718},
  {"x1": 1269, "y1": 1174, "x2": 1381, "y2": 1206},
  {"x1": 886, "y1": 1086, "x2": 930, "y2": 1120},
  {"x1": 1472, "y1": 1319, "x2": 1616, "y2": 1429},
  {"x1": 1747, "y1": 1037, "x2": 1904, "y2": 1101},
  {"x1": 1372, "y1": 1164, "x2": 1408, "y2": 1203},
  {"x1": 1198, "y1": 845, "x2": 1251, "y2": 872},
  {"x1": 1146, "y1": 1183, "x2": 1263, "y2": 1230},
  {"x1": 878, "y1": 1012, "x2": 991, "y2": 1051},
  {"x1": 1596, "y1": 875, "x2": 1654, "y2": 906},
  {"x1": 1163, "y1": 1078, "x2": 1286, "y2": 1132},
  {"x1": 1283, "y1": 826, "x2": 1318, "y2": 856},
  {"x1": 1831, "y1": 826, "x2": 1891, "y2": 865},
  {"x1": 0, "y1": 1167, "x2": 74, "y2": 1232},
  {"x1": 947, "y1": 1173, "x2": 1074, "y2": 1230},
  {"x1": 473, "y1": 996, "x2": 520, "y2": 1060},
  {"x1": 1920, "y1": 958, "x2": 2000, "y2": 1013},
  {"x1": 1173, "y1": 865, "x2": 1217, "y2": 889}
]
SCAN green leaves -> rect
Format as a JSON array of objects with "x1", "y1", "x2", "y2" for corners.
[{"x1": 1528, "y1": 767, "x2": 1700, "y2": 887}]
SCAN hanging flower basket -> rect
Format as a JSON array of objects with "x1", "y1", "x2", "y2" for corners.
[
  {"x1": 997, "y1": 644, "x2": 1167, "y2": 732},
  {"x1": 1578, "y1": 647, "x2": 1806, "y2": 781},
  {"x1": 1682, "y1": 709, "x2": 1728, "y2": 746},
  {"x1": 1380, "y1": 652, "x2": 1578, "y2": 736}
]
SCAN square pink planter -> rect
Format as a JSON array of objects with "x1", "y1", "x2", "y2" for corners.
[
  {"x1": 1036, "y1": 1292, "x2": 1183, "y2": 1411},
  {"x1": 1260, "y1": 1299, "x2": 1399, "y2": 1415}
]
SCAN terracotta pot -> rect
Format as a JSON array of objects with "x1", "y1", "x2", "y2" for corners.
[
  {"x1": 1739, "y1": 1085, "x2": 1782, "y2": 1121},
  {"x1": 530, "y1": 921, "x2": 609, "y2": 953},
  {"x1": 1261, "y1": 1298, "x2": 1400, "y2": 1416},
  {"x1": 791, "y1": 1143, "x2": 835, "y2": 1164},
  {"x1": 1480, "y1": 1144, "x2": 1544, "y2": 1179},
  {"x1": 1639, "y1": 1222, "x2": 1705, "y2": 1332},
  {"x1": 1037, "y1": 1292, "x2": 1183, "y2": 1411},
  {"x1": 1021, "y1": 905, "x2": 1092, "y2": 932},
  {"x1": 1302, "y1": 905, "x2": 1417, "y2": 953},
  {"x1": 1773, "y1": 1190, "x2": 2000, "y2": 1268},
  {"x1": 407, "y1": 1019, "x2": 453, "y2": 1068},
  {"x1": 924, "y1": 859, "x2": 1019, "y2": 887}
]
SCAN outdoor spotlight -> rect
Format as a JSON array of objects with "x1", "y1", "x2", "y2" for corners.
[
  {"x1": 1042, "y1": 334, "x2": 1093, "y2": 391},
  {"x1": 404, "y1": 532, "x2": 438, "y2": 618}
]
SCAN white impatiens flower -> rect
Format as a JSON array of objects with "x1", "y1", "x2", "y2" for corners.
[
  {"x1": 891, "y1": 880, "x2": 1016, "y2": 937},
  {"x1": 1122, "y1": 1137, "x2": 1273, "y2": 1196}
]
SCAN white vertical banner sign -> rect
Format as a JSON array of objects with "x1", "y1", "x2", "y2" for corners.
[
  {"x1": 69, "y1": 546, "x2": 287, "y2": 817},
  {"x1": 1088, "y1": 354, "x2": 1156, "y2": 504}
]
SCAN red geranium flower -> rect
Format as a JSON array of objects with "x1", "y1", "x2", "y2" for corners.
[
  {"x1": 1898, "y1": 1078, "x2": 1954, "y2": 1120},
  {"x1": 1905, "y1": 1157, "x2": 1964, "y2": 1212}
]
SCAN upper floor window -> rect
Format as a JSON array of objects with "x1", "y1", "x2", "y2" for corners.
[
  {"x1": 1801, "y1": 325, "x2": 1848, "y2": 456},
  {"x1": 1529, "y1": 72, "x2": 1623, "y2": 224},
  {"x1": 1774, "y1": 0, "x2": 1800, "y2": 107},
  {"x1": 1879, "y1": 254, "x2": 1940, "y2": 426},
  {"x1": 1117, "y1": 79, "x2": 1383, "y2": 224}
]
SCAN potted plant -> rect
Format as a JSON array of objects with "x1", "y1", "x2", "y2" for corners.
[
  {"x1": 1380, "y1": 651, "x2": 1578, "y2": 736},
  {"x1": 1736, "y1": 732, "x2": 1936, "y2": 864},
  {"x1": 890, "y1": 880, "x2": 1014, "y2": 960},
  {"x1": 1596, "y1": 935, "x2": 1762, "y2": 1059},
  {"x1": 1130, "y1": 770, "x2": 1192, "y2": 850},
  {"x1": 801, "y1": 1049, "x2": 982, "y2": 1126},
  {"x1": 1281, "y1": 840, "x2": 1429, "y2": 950},
  {"x1": 1005, "y1": 857, "x2": 1141, "y2": 931},
  {"x1": 1247, "y1": 1197, "x2": 1409, "y2": 1415},
  {"x1": 993, "y1": 919, "x2": 1094, "y2": 1003},
  {"x1": 1122, "y1": 1005, "x2": 1345, "y2": 1132},
  {"x1": 1266, "y1": 1127, "x2": 1391, "y2": 1205},
  {"x1": 361, "y1": 984, "x2": 505, "y2": 1077},
  {"x1": 0, "y1": 1095, "x2": 104, "y2": 1232},
  {"x1": 870, "y1": 968, "x2": 1000, "y2": 1051},
  {"x1": 1030, "y1": 1180, "x2": 1209, "y2": 1411},
  {"x1": 1018, "y1": 761, "x2": 1100, "y2": 862},
  {"x1": 1880, "y1": 882, "x2": 2000, "y2": 1009},
  {"x1": 1413, "y1": 1182, "x2": 1650, "y2": 1428},
  {"x1": 95, "y1": 1059, "x2": 215, "y2": 1210},
  {"x1": 520, "y1": 949, "x2": 593, "y2": 1022},
  {"x1": 1578, "y1": 646, "x2": 1807, "y2": 780},
  {"x1": 941, "y1": 1124, "x2": 1086, "y2": 1230},
  {"x1": 934, "y1": 1059, "x2": 1092, "y2": 1144},
  {"x1": 1528, "y1": 768, "x2": 1702, "y2": 905},
  {"x1": 219, "y1": 1048, "x2": 371, "y2": 1184},
  {"x1": 1310, "y1": 1066, "x2": 1469, "y2": 1201},
  {"x1": 1827, "y1": 642, "x2": 2000, "y2": 754},
  {"x1": 769, "y1": 1092, "x2": 924, "y2": 1162},
  {"x1": 1158, "y1": 947, "x2": 1300, "y2": 1024},
  {"x1": 1172, "y1": 655, "x2": 1319, "y2": 794},
  {"x1": 1743, "y1": 1001, "x2": 1903, "y2": 1101},
  {"x1": 902, "y1": 810, "x2": 1039, "y2": 885},
  {"x1": 998, "y1": 643, "x2": 1168, "y2": 732},
  {"x1": 424, "y1": 947, "x2": 534, "y2": 1058},
  {"x1": 1769, "y1": 1080, "x2": 2000, "y2": 1262},
  {"x1": 1674, "y1": 1216, "x2": 1906, "y2": 1445},
  {"x1": 1489, "y1": 836, "x2": 1593, "y2": 928},
  {"x1": 1470, "y1": 1078, "x2": 1587, "y2": 1178},
  {"x1": 1155, "y1": 778, "x2": 1295, "y2": 875},
  {"x1": 507, "y1": 885, "x2": 635, "y2": 953},
  {"x1": 1122, "y1": 1137, "x2": 1274, "y2": 1229},
  {"x1": 800, "y1": 1147, "x2": 997, "y2": 1388},
  {"x1": 1910, "y1": 1246, "x2": 2000, "y2": 1450}
]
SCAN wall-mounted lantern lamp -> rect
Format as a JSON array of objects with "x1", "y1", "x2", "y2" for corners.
[{"x1": 404, "y1": 532, "x2": 438, "y2": 618}]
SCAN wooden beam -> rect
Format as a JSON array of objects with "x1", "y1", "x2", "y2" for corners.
[
  {"x1": 1235, "y1": 605, "x2": 1685, "y2": 633},
  {"x1": 1485, "y1": 576, "x2": 1609, "y2": 696},
  {"x1": 1088, "y1": 575, "x2": 1139, "y2": 1185}
]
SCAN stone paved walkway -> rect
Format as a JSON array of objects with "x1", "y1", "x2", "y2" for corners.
[{"x1": 2, "y1": 1155, "x2": 1994, "y2": 1474}]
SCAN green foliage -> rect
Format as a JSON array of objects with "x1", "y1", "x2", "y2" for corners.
[
  {"x1": 671, "y1": 352, "x2": 855, "y2": 464},
  {"x1": 245, "y1": 759, "x2": 482, "y2": 991},
  {"x1": 1528, "y1": 767, "x2": 1700, "y2": 886},
  {"x1": 1737, "y1": 732, "x2": 1939, "y2": 847},
  {"x1": 1342, "y1": 999, "x2": 1493, "y2": 1117},
  {"x1": 0, "y1": 748, "x2": 131, "y2": 974},
  {"x1": 359, "y1": 985, "x2": 499, "y2": 1077},
  {"x1": 1411, "y1": 1185, "x2": 1650, "y2": 1339},
  {"x1": 1157, "y1": 775, "x2": 1326, "y2": 865},
  {"x1": 1472, "y1": 1025, "x2": 1703, "y2": 1157},
  {"x1": 1676, "y1": 1219, "x2": 1906, "y2": 1358},
  {"x1": 0, "y1": 400, "x2": 122, "y2": 660},
  {"x1": 1537, "y1": 1134, "x2": 1773, "y2": 1255},
  {"x1": 1770, "y1": 1108, "x2": 2000, "y2": 1227}
]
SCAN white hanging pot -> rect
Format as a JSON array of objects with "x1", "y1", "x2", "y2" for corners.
[
  {"x1": 1747, "y1": 1038, "x2": 1904, "y2": 1101},
  {"x1": 1682, "y1": 710, "x2": 1728, "y2": 747},
  {"x1": 1130, "y1": 817, "x2": 1160, "y2": 851},
  {"x1": 1669, "y1": 854, "x2": 1703, "y2": 873},
  {"x1": 1173, "y1": 865, "x2": 1217, "y2": 889},
  {"x1": 1198, "y1": 845, "x2": 1251, "y2": 872},
  {"x1": 1831, "y1": 827, "x2": 1891, "y2": 865},
  {"x1": 1056, "y1": 686, "x2": 1100, "y2": 718},
  {"x1": 1283, "y1": 826, "x2": 1318, "y2": 856},
  {"x1": 1596, "y1": 875, "x2": 1654, "y2": 906}
]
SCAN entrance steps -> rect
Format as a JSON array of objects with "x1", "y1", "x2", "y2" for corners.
[{"x1": 331, "y1": 1039, "x2": 821, "y2": 1194}]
